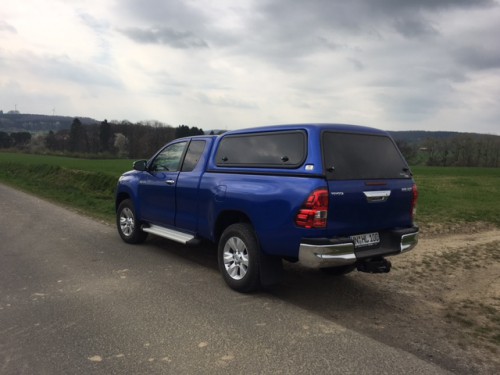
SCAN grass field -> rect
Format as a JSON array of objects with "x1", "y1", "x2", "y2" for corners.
[
  {"x1": 0, "y1": 152, "x2": 134, "y2": 176},
  {"x1": 412, "y1": 166, "x2": 500, "y2": 226},
  {"x1": 0, "y1": 152, "x2": 499, "y2": 226}
]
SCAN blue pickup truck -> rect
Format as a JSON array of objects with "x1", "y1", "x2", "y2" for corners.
[{"x1": 115, "y1": 124, "x2": 419, "y2": 292}]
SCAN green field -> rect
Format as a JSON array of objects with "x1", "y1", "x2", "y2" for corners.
[
  {"x1": 0, "y1": 152, "x2": 499, "y2": 227},
  {"x1": 0, "y1": 152, "x2": 134, "y2": 176},
  {"x1": 412, "y1": 166, "x2": 500, "y2": 226}
]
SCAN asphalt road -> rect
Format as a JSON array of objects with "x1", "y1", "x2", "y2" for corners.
[{"x1": 0, "y1": 183, "x2": 450, "y2": 374}]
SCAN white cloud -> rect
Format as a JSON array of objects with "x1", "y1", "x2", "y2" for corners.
[
  {"x1": 0, "y1": 0, "x2": 499, "y2": 133},
  {"x1": 0, "y1": 20, "x2": 17, "y2": 33}
]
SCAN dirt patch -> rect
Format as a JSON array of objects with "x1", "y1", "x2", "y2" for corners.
[
  {"x1": 275, "y1": 226, "x2": 499, "y2": 374},
  {"x1": 369, "y1": 226, "x2": 500, "y2": 373}
]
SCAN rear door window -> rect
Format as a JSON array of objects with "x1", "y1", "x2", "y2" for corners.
[
  {"x1": 216, "y1": 131, "x2": 306, "y2": 168},
  {"x1": 323, "y1": 132, "x2": 409, "y2": 180}
]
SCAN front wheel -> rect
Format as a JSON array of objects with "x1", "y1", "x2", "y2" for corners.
[
  {"x1": 218, "y1": 223, "x2": 261, "y2": 293},
  {"x1": 116, "y1": 199, "x2": 148, "y2": 244}
]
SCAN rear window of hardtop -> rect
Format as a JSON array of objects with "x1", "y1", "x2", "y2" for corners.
[{"x1": 322, "y1": 131, "x2": 409, "y2": 180}]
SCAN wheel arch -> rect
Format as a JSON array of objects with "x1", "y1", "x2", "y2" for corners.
[
  {"x1": 214, "y1": 210, "x2": 253, "y2": 243},
  {"x1": 115, "y1": 191, "x2": 131, "y2": 212}
]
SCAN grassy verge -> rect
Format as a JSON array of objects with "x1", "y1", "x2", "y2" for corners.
[
  {"x1": 0, "y1": 153, "x2": 134, "y2": 222},
  {"x1": 0, "y1": 163, "x2": 117, "y2": 222}
]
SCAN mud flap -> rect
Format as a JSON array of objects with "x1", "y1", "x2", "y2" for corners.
[{"x1": 259, "y1": 252, "x2": 284, "y2": 287}]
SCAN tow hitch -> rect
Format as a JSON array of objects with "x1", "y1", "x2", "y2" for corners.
[{"x1": 356, "y1": 258, "x2": 392, "y2": 273}]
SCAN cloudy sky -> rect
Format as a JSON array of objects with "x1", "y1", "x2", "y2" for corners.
[{"x1": 1, "y1": 0, "x2": 499, "y2": 133}]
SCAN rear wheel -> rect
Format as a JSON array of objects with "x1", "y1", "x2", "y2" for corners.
[
  {"x1": 117, "y1": 199, "x2": 148, "y2": 244},
  {"x1": 218, "y1": 223, "x2": 261, "y2": 293}
]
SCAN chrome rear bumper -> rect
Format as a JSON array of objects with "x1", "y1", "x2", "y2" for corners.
[{"x1": 299, "y1": 227, "x2": 419, "y2": 269}]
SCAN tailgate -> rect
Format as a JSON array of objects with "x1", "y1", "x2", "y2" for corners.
[
  {"x1": 327, "y1": 179, "x2": 414, "y2": 236},
  {"x1": 322, "y1": 131, "x2": 415, "y2": 236}
]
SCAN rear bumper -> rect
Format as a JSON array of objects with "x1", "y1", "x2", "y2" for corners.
[{"x1": 298, "y1": 227, "x2": 419, "y2": 269}]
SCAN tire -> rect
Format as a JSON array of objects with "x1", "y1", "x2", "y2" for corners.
[
  {"x1": 320, "y1": 264, "x2": 356, "y2": 276},
  {"x1": 116, "y1": 199, "x2": 148, "y2": 244},
  {"x1": 218, "y1": 223, "x2": 261, "y2": 293}
]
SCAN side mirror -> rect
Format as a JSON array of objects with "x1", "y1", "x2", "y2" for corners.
[{"x1": 133, "y1": 160, "x2": 147, "y2": 171}]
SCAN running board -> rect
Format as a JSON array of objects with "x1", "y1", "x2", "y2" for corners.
[{"x1": 142, "y1": 224, "x2": 198, "y2": 245}]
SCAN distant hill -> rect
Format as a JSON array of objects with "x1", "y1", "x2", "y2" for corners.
[
  {"x1": 0, "y1": 112, "x2": 495, "y2": 142},
  {"x1": 0, "y1": 113, "x2": 98, "y2": 133}
]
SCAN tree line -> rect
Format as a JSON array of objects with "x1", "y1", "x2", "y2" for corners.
[
  {"x1": 395, "y1": 133, "x2": 499, "y2": 167},
  {"x1": 0, "y1": 119, "x2": 205, "y2": 159},
  {"x1": 420, "y1": 134, "x2": 499, "y2": 167},
  {"x1": 1, "y1": 118, "x2": 498, "y2": 167}
]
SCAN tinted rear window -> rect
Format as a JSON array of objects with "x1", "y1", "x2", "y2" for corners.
[
  {"x1": 323, "y1": 132, "x2": 409, "y2": 180},
  {"x1": 216, "y1": 131, "x2": 306, "y2": 168}
]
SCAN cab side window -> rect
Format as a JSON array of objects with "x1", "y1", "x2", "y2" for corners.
[
  {"x1": 181, "y1": 140, "x2": 206, "y2": 172},
  {"x1": 150, "y1": 142, "x2": 187, "y2": 172}
]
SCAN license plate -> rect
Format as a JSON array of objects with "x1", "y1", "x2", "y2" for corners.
[{"x1": 350, "y1": 232, "x2": 380, "y2": 248}]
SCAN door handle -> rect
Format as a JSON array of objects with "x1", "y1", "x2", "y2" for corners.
[
  {"x1": 165, "y1": 180, "x2": 176, "y2": 185},
  {"x1": 363, "y1": 190, "x2": 391, "y2": 202}
]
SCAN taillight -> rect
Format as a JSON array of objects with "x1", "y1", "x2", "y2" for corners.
[
  {"x1": 295, "y1": 188, "x2": 329, "y2": 229},
  {"x1": 411, "y1": 184, "x2": 418, "y2": 222}
]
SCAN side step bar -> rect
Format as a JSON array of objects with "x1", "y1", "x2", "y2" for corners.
[{"x1": 142, "y1": 224, "x2": 199, "y2": 245}]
